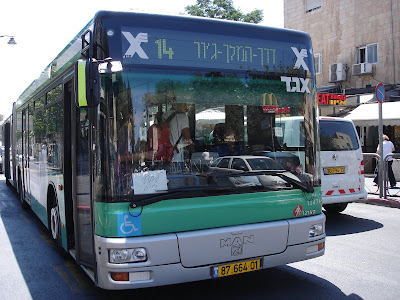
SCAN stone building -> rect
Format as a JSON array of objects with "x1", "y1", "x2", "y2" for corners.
[{"x1": 284, "y1": 0, "x2": 400, "y2": 167}]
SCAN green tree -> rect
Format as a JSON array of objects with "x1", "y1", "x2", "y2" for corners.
[{"x1": 185, "y1": 0, "x2": 263, "y2": 24}]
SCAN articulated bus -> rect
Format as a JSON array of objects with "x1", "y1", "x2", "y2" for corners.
[{"x1": 2, "y1": 11, "x2": 325, "y2": 289}]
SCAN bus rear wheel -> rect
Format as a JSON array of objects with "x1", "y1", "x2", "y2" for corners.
[{"x1": 49, "y1": 192, "x2": 61, "y2": 246}]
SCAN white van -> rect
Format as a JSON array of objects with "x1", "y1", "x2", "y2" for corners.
[
  {"x1": 275, "y1": 116, "x2": 367, "y2": 213},
  {"x1": 319, "y1": 117, "x2": 367, "y2": 212}
]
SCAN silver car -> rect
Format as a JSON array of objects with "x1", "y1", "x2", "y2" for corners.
[{"x1": 207, "y1": 155, "x2": 295, "y2": 190}]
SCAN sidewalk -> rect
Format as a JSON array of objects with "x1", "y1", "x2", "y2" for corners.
[{"x1": 363, "y1": 175, "x2": 400, "y2": 208}]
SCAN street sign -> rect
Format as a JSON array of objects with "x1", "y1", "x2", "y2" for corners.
[
  {"x1": 376, "y1": 82, "x2": 384, "y2": 197},
  {"x1": 376, "y1": 83, "x2": 385, "y2": 103}
]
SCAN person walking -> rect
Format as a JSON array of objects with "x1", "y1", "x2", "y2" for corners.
[{"x1": 374, "y1": 134, "x2": 396, "y2": 187}]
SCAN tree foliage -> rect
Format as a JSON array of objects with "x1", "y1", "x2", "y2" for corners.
[{"x1": 185, "y1": 0, "x2": 263, "y2": 24}]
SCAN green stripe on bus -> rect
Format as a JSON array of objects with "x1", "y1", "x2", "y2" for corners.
[{"x1": 94, "y1": 188, "x2": 322, "y2": 237}]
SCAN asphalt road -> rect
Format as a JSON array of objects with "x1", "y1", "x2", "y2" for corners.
[{"x1": 0, "y1": 174, "x2": 399, "y2": 299}]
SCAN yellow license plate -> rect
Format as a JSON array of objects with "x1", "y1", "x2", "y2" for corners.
[
  {"x1": 324, "y1": 166, "x2": 345, "y2": 175},
  {"x1": 212, "y1": 258, "x2": 261, "y2": 278}
]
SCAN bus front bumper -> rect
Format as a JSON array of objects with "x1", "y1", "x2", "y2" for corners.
[
  {"x1": 94, "y1": 215, "x2": 326, "y2": 290},
  {"x1": 95, "y1": 238, "x2": 325, "y2": 290}
]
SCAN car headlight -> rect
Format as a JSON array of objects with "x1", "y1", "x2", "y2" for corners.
[
  {"x1": 109, "y1": 248, "x2": 147, "y2": 263},
  {"x1": 309, "y1": 224, "x2": 324, "y2": 237}
]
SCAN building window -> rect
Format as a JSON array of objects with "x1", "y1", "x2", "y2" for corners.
[
  {"x1": 306, "y1": 0, "x2": 322, "y2": 13},
  {"x1": 314, "y1": 53, "x2": 322, "y2": 74},
  {"x1": 357, "y1": 43, "x2": 378, "y2": 64}
]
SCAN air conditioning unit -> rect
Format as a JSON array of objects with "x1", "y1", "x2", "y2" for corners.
[
  {"x1": 329, "y1": 63, "x2": 346, "y2": 82},
  {"x1": 352, "y1": 63, "x2": 373, "y2": 76}
]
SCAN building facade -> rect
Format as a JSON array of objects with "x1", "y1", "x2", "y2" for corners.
[
  {"x1": 284, "y1": 0, "x2": 400, "y2": 171},
  {"x1": 284, "y1": 0, "x2": 399, "y2": 96}
]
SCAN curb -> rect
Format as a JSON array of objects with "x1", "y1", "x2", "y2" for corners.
[{"x1": 366, "y1": 197, "x2": 400, "y2": 208}]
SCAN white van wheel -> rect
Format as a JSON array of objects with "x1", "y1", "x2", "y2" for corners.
[{"x1": 323, "y1": 203, "x2": 348, "y2": 214}]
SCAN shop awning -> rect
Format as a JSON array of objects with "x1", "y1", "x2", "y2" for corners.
[{"x1": 343, "y1": 101, "x2": 400, "y2": 126}]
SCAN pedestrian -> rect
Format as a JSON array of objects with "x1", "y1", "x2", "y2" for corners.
[{"x1": 374, "y1": 134, "x2": 396, "y2": 187}]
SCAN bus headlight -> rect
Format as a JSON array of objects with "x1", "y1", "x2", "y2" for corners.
[
  {"x1": 309, "y1": 224, "x2": 324, "y2": 237},
  {"x1": 133, "y1": 248, "x2": 147, "y2": 261},
  {"x1": 109, "y1": 248, "x2": 147, "y2": 263}
]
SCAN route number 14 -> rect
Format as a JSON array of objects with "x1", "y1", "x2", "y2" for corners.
[{"x1": 155, "y1": 39, "x2": 174, "y2": 59}]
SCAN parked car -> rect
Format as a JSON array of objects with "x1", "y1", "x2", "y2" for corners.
[
  {"x1": 319, "y1": 117, "x2": 367, "y2": 213},
  {"x1": 206, "y1": 155, "x2": 308, "y2": 190},
  {"x1": 274, "y1": 116, "x2": 367, "y2": 213},
  {"x1": 252, "y1": 151, "x2": 301, "y2": 173}
]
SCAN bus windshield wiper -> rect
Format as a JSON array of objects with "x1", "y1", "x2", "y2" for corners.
[
  {"x1": 223, "y1": 171, "x2": 314, "y2": 193},
  {"x1": 129, "y1": 186, "x2": 232, "y2": 208},
  {"x1": 277, "y1": 173, "x2": 314, "y2": 193}
]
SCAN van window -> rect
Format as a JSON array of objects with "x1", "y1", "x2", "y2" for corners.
[{"x1": 320, "y1": 120, "x2": 359, "y2": 151}]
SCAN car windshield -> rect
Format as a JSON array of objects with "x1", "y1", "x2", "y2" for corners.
[{"x1": 247, "y1": 158, "x2": 284, "y2": 171}]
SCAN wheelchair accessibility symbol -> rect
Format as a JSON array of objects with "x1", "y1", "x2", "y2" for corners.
[{"x1": 117, "y1": 213, "x2": 141, "y2": 237}]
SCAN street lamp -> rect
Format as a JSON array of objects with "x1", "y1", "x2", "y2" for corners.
[{"x1": 0, "y1": 35, "x2": 17, "y2": 45}]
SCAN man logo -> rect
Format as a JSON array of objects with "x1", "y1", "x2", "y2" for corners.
[
  {"x1": 220, "y1": 235, "x2": 254, "y2": 256},
  {"x1": 231, "y1": 244, "x2": 243, "y2": 256},
  {"x1": 122, "y1": 32, "x2": 149, "y2": 59}
]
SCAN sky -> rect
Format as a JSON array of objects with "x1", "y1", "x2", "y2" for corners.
[{"x1": 0, "y1": 0, "x2": 284, "y2": 119}]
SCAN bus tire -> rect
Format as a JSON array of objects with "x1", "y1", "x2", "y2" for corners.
[
  {"x1": 18, "y1": 172, "x2": 29, "y2": 210},
  {"x1": 48, "y1": 188, "x2": 61, "y2": 247},
  {"x1": 323, "y1": 203, "x2": 348, "y2": 214}
]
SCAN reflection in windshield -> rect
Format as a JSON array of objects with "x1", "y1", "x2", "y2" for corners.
[
  {"x1": 96, "y1": 71, "x2": 317, "y2": 201},
  {"x1": 319, "y1": 120, "x2": 359, "y2": 151}
]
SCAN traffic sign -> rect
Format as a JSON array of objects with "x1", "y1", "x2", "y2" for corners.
[
  {"x1": 376, "y1": 83, "x2": 385, "y2": 103},
  {"x1": 376, "y1": 82, "x2": 384, "y2": 197}
]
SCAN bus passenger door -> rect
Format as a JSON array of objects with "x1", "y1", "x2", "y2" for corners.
[
  {"x1": 4, "y1": 122, "x2": 11, "y2": 182},
  {"x1": 22, "y1": 109, "x2": 31, "y2": 204},
  {"x1": 66, "y1": 76, "x2": 95, "y2": 273},
  {"x1": 73, "y1": 105, "x2": 95, "y2": 270}
]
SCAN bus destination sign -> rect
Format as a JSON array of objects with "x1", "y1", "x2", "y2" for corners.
[{"x1": 120, "y1": 27, "x2": 302, "y2": 72}]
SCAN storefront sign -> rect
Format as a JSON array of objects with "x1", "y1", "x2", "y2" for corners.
[
  {"x1": 261, "y1": 106, "x2": 290, "y2": 114},
  {"x1": 317, "y1": 93, "x2": 346, "y2": 105}
]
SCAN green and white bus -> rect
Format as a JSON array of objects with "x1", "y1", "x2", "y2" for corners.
[{"x1": 2, "y1": 11, "x2": 325, "y2": 289}]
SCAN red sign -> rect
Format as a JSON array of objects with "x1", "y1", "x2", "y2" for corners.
[
  {"x1": 317, "y1": 93, "x2": 346, "y2": 105},
  {"x1": 293, "y1": 204, "x2": 303, "y2": 217},
  {"x1": 261, "y1": 106, "x2": 291, "y2": 114}
]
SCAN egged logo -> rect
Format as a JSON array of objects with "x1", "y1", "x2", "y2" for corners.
[
  {"x1": 220, "y1": 234, "x2": 254, "y2": 256},
  {"x1": 122, "y1": 32, "x2": 149, "y2": 59}
]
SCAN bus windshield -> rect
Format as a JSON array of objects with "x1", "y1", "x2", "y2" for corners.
[{"x1": 97, "y1": 70, "x2": 318, "y2": 201}]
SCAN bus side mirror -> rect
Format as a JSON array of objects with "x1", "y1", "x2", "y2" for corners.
[
  {"x1": 75, "y1": 59, "x2": 100, "y2": 108},
  {"x1": 98, "y1": 59, "x2": 123, "y2": 74}
]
